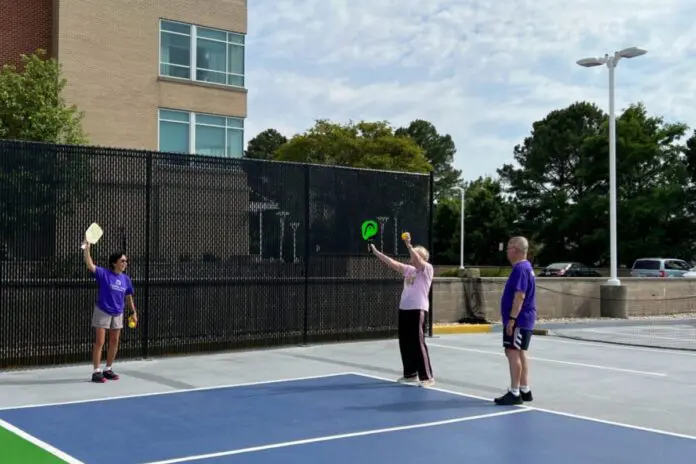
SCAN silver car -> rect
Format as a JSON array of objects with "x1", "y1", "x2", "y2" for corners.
[{"x1": 630, "y1": 258, "x2": 691, "y2": 278}]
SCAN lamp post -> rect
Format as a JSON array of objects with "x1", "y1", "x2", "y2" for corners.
[
  {"x1": 576, "y1": 46, "x2": 647, "y2": 286},
  {"x1": 455, "y1": 186, "x2": 465, "y2": 270}
]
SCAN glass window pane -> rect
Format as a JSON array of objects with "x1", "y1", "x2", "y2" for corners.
[
  {"x1": 198, "y1": 27, "x2": 227, "y2": 41},
  {"x1": 227, "y1": 45, "x2": 244, "y2": 75},
  {"x1": 195, "y1": 124, "x2": 225, "y2": 156},
  {"x1": 161, "y1": 20, "x2": 190, "y2": 35},
  {"x1": 226, "y1": 117, "x2": 243, "y2": 129},
  {"x1": 161, "y1": 32, "x2": 191, "y2": 78},
  {"x1": 160, "y1": 110, "x2": 189, "y2": 122},
  {"x1": 196, "y1": 39, "x2": 226, "y2": 84},
  {"x1": 227, "y1": 74, "x2": 244, "y2": 87},
  {"x1": 227, "y1": 33, "x2": 244, "y2": 45},
  {"x1": 226, "y1": 128, "x2": 244, "y2": 157},
  {"x1": 159, "y1": 121, "x2": 189, "y2": 153},
  {"x1": 197, "y1": 114, "x2": 225, "y2": 126}
]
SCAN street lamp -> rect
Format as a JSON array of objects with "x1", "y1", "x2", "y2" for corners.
[
  {"x1": 576, "y1": 46, "x2": 647, "y2": 286},
  {"x1": 455, "y1": 186, "x2": 465, "y2": 270}
]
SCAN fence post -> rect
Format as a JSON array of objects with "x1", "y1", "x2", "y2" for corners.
[
  {"x1": 428, "y1": 171, "x2": 434, "y2": 337},
  {"x1": 142, "y1": 151, "x2": 152, "y2": 359},
  {"x1": 303, "y1": 164, "x2": 310, "y2": 346}
]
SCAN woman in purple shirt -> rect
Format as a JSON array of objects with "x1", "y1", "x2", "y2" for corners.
[
  {"x1": 82, "y1": 240, "x2": 137, "y2": 383},
  {"x1": 371, "y1": 234, "x2": 435, "y2": 387}
]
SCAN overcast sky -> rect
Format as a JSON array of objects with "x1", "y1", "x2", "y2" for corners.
[{"x1": 244, "y1": 0, "x2": 696, "y2": 182}]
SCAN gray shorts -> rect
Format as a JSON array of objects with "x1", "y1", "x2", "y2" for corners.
[{"x1": 91, "y1": 305, "x2": 123, "y2": 330}]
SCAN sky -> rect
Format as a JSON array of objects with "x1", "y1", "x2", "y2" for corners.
[{"x1": 244, "y1": 0, "x2": 696, "y2": 182}]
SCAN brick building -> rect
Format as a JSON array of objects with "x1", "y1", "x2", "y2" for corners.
[{"x1": 0, "y1": 0, "x2": 248, "y2": 156}]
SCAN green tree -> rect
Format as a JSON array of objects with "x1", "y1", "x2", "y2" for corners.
[
  {"x1": 274, "y1": 119, "x2": 432, "y2": 173},
  {"x1": 433, "y1": 176, "x2": 517, "y2": 265},
  {"x1": 0, "y1": 49, "x2": 90, "y2": 258},
  {"x1": 395, "y1": 119, "x2": 462, "y2": 199},
  {"x1": 245, "y1": 128, "x2": 287, "y2": 160},
  {"x1": 498, "y1": 101, "x2": 692, "y2": 266}
]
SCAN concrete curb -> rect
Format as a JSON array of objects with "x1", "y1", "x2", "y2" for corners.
[
  {"x1": 432, "y1": 325, "x2": 549, "y2": 336},
  {"x1": 432, "y1": 324, "x2": 493, "y2": 334}
]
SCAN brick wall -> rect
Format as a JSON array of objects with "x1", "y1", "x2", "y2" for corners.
[{"x1": 0, "y1": 0, "x2": 53, "y2": 67}]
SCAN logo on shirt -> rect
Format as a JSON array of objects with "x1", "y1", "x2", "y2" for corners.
[{"x1": 110, "y1": 279, "x2": 126, "y2": 293}]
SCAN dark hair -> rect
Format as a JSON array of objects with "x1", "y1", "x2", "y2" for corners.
[{"x1": 108, "y1": 252, "x2": 126, "y2": 270}]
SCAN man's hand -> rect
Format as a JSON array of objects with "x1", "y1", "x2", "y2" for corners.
[
  {"x1": 130, "y1": 310, "x2": 138, "y2": 325},
  {"x1": 506, "y1": 319, "x2": 515, "y2": 336}
]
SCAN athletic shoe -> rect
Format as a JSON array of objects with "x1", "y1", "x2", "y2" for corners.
[
  {"x1": 494, "y1": 390, "x2": 523, "y2": 405},
  {"x1": 91, "y1": 372, "x2": 106, "y2": 383},
  {"x1": 397, "y1": 376, "x2": 419, "y2": 384},
  {"x1": 521, "y1": 390, "x2": 533, "y2": 402},
  {"x1": 419, "y1": 379, "x2": 435, "y2": 388},
  {"x1": 103, "y1": 369, "x2": 120, "y2": 381}
]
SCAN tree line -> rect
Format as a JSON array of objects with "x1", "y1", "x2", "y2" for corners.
[
  {"x1": 4, "y1": 50, "x2": 696, "y2": 268},
  {"x1": 245, "y1": 102, "x2": 696, "y2": 268}
]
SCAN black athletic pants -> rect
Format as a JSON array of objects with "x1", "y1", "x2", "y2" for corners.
[{"x1": 398, "y1": 309, "x2": 433, "y2": 381}]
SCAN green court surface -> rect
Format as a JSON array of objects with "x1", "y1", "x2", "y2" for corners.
[{"x1": 0, "y1": 422, "x2": 66, "y2": 464}]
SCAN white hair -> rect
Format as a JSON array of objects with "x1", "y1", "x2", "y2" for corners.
[
  {"x1": 509, "y1": 236, "x2": 529, "y2": 253},
  {"x1": 413, "y1": 245, "x2": 430, "y2": 262}
]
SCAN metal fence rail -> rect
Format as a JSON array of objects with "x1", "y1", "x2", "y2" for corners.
[{"x1": 0, "y1": 140, "x2": 433, "y2": 369}]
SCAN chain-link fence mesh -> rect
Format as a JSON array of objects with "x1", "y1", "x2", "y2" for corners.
[{"x1": 0, "y1": 140, "x2": 433, "y2": 369}]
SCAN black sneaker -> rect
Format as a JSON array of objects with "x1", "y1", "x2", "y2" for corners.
[
  {"x1": 103, "y1": 369, "x2": 120, "y2": 381},
  {"x1": 494, "y1": 390, "x2": 523, "y2": 405},
  {"x1": 91, "y1": 372, "x2": 106, "y2": 383},
  {"x1": 521, "y1": 390, "x2": 533, "y2": 402}
]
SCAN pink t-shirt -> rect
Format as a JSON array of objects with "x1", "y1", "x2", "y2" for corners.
[{"x1": 399, "y1": 263, "x2": 434, "y2": 311}]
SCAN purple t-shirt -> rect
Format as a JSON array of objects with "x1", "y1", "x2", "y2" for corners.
[
  {"x1": 500, "y1": 260, "x2": 536, "y2": 329},
  {"x1": 92, "y1": 266, "x2": 134, "y2": 316}
]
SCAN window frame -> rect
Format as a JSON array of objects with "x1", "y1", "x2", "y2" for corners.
[
  {"x1": 158, "y1": 19, "x2": 245, "y2": 89},
  {"x1": 157, "y1": 108, "x2": 245, "y2": 158}
]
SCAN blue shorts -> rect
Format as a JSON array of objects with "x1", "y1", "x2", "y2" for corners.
[{"x1": 503, "y1": 326, "x2": 533, "y2": 351}]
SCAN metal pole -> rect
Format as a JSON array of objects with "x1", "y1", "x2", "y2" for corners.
[
  {"x1": 607, "y1": 57, "x2": 620, "y2": 286},
  {"x1": 459, "y1": 187, "x2": 465, "y2": 269}
]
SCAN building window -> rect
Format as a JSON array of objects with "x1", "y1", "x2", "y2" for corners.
[
  {"x1": 159, "y1": 19, "x2": 245, "y2": 88},
  {"x1": 158, "y1": 109, "x2": 244, "y2": 157}
]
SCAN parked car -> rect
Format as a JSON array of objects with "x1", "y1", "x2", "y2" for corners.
[
  {"x1": 539, "y1": 262, "x2": 602, "y2": 277},
  {"x1": 630, "y1": 258, "x2": 692, "y2": 278}
]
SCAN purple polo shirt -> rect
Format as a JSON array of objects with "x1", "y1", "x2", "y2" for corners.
[
  {"x1": 500, "y1": 260, "x2": 536, "y2": 329},
  {"x1": 92, "y1": 266, "x2": 134, "y2": 316}
]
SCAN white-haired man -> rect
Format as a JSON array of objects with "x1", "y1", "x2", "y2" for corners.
[{"x1": 494, "y1": 236, "x2": 537, "y2": 406}]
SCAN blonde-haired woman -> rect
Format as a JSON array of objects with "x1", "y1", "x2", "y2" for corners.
[{"x1": 370, "y1": 234, "x2": 435, "y2": 387}]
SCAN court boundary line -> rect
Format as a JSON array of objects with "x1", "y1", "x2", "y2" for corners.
[
  {"x1": 349, "y1": 372, "x2": 696, "y2": 441},
  {"x1": 428, "y1": 343, "x2": 668, "y2": 377},
  {"x1": 0, "y1": 418, "x2": 84, "y2": 464},
  {"x1": 0, "y1": 372, "x2": 352, "y2": 412},
  {"x1": 534, "y1": 334, "x2": 696, "y2": 356},
  {"x1": 142, "y1": 408, "x2": 530, "y2": 464}
]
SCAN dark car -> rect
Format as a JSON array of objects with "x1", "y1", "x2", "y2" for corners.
[{"x1": 539, "y1": 262, "x2": 601, "y2": 277}]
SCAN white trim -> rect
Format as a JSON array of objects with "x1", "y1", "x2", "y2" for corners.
[
  {"x1": 143, "y1": 409, "x2": 530, "y2": 463},
  {"x1": 428, "y1": 343, "x2": 668, "y2": 377},
  {"x1": 0, "y1": 419, "x2": 84, "y2": 463}
]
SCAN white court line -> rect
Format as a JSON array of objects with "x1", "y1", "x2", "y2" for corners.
[
  {"x1": 0, "y1": 372, "x2": 353, "y2": 412},
  {"x1": 578, "y1": 328, "x2": 696, "y2": 342},
  {"x1": 350, "y1": 372, "x2": 696, "y2": 441},
  {"x1": 536, "y1": 335, "x2": 696, "y2": 356},
  {"x1": 0, "y1": 418, "x2": 84, "y2": 464},
  {"x1": 142, "y1": 409, "x2": 530, "y2": 464},
  {"x1": 429, "y1": 343, "x2": 667, "y2": 377}
]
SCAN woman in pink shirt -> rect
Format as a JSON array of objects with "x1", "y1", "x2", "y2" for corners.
[{"x1": 370, "y1": 234, "x2": 435, "y2": 387}]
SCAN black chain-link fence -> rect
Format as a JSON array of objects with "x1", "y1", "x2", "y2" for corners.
[{"x1": 0, "y1": 140, "x2": 433, "y2": 369}]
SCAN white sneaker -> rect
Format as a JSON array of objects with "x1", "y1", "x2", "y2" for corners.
[
  {"x1": 397, "y1": 376, "x2": 419, "y2": 384},
  {"x1": 419, "y1": 379, "x2": 435, "y2": 388}
]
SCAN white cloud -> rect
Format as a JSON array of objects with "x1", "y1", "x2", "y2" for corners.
[{"x1": 245, "y1": 0, "x2": 696, "y2": 181}]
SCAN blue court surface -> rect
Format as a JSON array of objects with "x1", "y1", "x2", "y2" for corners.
[{"x1": 1, "y1": 372, "x2": 695, "y2": 463}]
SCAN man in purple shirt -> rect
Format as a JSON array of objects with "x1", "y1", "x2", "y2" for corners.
[
  {"x1": 82, "y1": 240, "x2": 137, "y2": 383},
  {"x1": 494, "y1": 236, "x2": 536, "y2": 406}
]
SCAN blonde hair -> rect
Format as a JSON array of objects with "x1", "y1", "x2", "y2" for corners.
[{"x1": 413, "y1": 245, "x2": 430, "y2": 262}]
